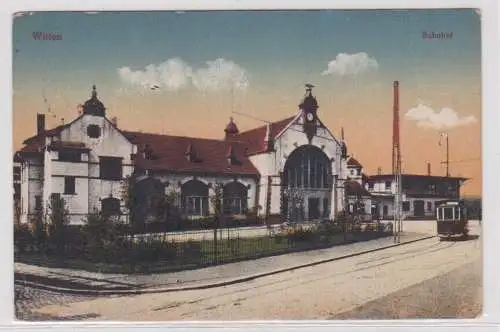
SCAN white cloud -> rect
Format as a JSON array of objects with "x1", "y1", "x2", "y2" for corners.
[
  {"x1": 118, "y1": 58, "x2": 193, "y2": 91},
  {"x1": 191, "y1": 58, "x2": 249, "y2": 92},
  {"x1": 322, "y1": 52, "x2": 379, "y2": 76},
  {"x1": 118, "y1": 57, "x2": 249, "y2": 92},
  {"x1": 405, "y1": 103, "x2": 477, "y2": 130}
]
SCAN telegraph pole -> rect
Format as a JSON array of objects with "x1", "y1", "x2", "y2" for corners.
[
  {"x1": 392, "y1": 81, "x2": 402, "y2": 243},
  {"x1": 440, "y1": 132, "x2": 450, "y2": 177},
  {"x1": 446, "y1": 134, "x2": 450, "y2": 177}
]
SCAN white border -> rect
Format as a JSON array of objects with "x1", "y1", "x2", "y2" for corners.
[{"x1": 2, "y1": 0, "x2": 498, "y2": 331}]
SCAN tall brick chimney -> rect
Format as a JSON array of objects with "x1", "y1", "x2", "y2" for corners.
[{"x1": 37, "y1": 113, "x2": 45, "y2": 134}]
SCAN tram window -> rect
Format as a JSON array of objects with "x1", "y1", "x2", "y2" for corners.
[{"x1": 442, "y1": 207, "x2": 454, "y2": 220}]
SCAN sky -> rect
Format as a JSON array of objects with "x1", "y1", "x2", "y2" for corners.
[{"x1": 12, "y1": 9, "x2": 482, "y2": 196}]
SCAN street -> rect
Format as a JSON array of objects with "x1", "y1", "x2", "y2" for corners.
[{"x1": 28, "y1": 222, "x2": 481, "y2": 321}]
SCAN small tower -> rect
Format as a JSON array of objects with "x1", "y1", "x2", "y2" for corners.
[
  {"x1": 340, "y1": 126, "x2": 347, "y2": 159},
  {"x1": 83, "y1": 85, "x2": 106, "y2": 117},
  {"x1": 299, "y1": 84, "x2": 319, "y2": 144},
  {"x1": 224, "y1": 117, "x2": 239, "y2": 140}
]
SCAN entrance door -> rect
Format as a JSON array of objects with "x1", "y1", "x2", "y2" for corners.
[
  {"x1": 383, "y1": 205, "x2": 389, "y2": 217},
  {"x1": 308, "y1": 198, "x2": 320, "y2": 220},
  {"x1": 414, "y1": 200, "x2": 425, "y2": 217}
]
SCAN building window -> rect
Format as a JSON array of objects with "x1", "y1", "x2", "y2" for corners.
[
  {"x1": 101, "y1": 197, "x2": 121, "y2": 216},
  {"x1": 402, "y1": 201, "x2": 410, "y2": 212},
  {"x1": 50, "y1": 193, "x2": 63, "y2": 211},
  {"x1": 181, "y1": 180, "x2": 209, "y2": 216},
  {"x1": 35, "y1": 196, "x2": 42, "y2": 211},
  {"x1": 368, "y1": 182, "x2": 374, "y2": 190},
  {"x1": 427, "y1": 201, "x2": 433, "y2": 212},
  {"x1": 323, "y1": 198, "x2": 330, "y2": 218},
  {"x1": 64, "y1": 177, "x2": 76, "y2": 194},
  {"x1": 385, "y1": 181, "x2": 392, "y2": 191},
  {"x1": 223, "y1": 181, "x2": 248, "y2": 215},
  {"x1": 283, "y1": 145, "x2": 331, "y2": 190},
  {"x1": 14, "y1": 183, "x2": 21, "y2": 199},
  {"x1": 427, "y1": 183, "x2": 436, "y2": 195},
  {"x1": 87, "y1": 124, "x2": 101, "y2": 138},
  {"x1": 58, "y1": 150, "x2": 81, "y2": 162},
  {"x1": 13, "y1": 166, "x2": 21, "y2": 181},
  {"x1": 223, "y1": 197, "x2": 243, "y2": 215},
  {"x1": 185, "y1": 196, "x2": 208, "y2": 216},
  {"x1": 99, "y1": 157, "x2": 122, "y2": 180}
]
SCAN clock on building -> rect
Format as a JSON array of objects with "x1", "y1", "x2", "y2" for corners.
[
  {"x1": 300, "y1": 84, "x2": 319, "y2": 143},
  {"x1": 306, "y1": 112, "x2": 314, "y2": 122}
]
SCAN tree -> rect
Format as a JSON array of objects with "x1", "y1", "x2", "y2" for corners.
[
  {"x1": 121, "y1": 175, "x2": 138, "y2": 229},
  {"x1": 45, "y1": 196, "x2": 70, "y2": 250},
  {"x1": 163, "y1": 187, "x2": 181, "y2": 229},
  {"x1": 209, "y1": 183, "x2": 224, "y2": 262},
  {"x1": 83, "y1": 209, "x2": 124, "y2": 261}
]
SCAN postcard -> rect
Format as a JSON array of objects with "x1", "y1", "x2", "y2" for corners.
[{"x1": 12, "y1": 9, "x2": 482, "y2": 321}]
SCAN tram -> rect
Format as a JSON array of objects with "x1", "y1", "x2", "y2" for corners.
[{"x1": 435, "y1": 200, "x2": 469, "y2": 240}]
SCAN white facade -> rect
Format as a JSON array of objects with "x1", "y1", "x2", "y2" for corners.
[
  {"x1": 366, "y1": 176, "x2": 464, "y2": 220},
  {"x1": 19, "y1": 114, "x2": 136, "y2": 225},
  {"x1": 248, "y1": 114, "x2": 347, "y2": 220},
  {"x1": 16, "y1": 86, "x2": 355, "y2": 226}
]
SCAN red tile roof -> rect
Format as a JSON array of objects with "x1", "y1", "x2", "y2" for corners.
[
  {"x1": 233, "y1": 116, "x2": 296, "y2": 155},
  {"x1": 122, "y1": 131, "x2": 260, "y2": 177},
  {"x1": 16, "y1": 114, "x2": 300, "y2": 176},
  {"x1": 345, "y1": 180, "x2": 371, "y2": 198},
  {"x1": 347, "y1": 156, "x2": 362, "y2": 168}
]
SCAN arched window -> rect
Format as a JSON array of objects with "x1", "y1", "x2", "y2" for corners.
[
  {"x1": 283, "y1": 145, "x2": 332, "y2": 189},
  {"x1": 223, "y1": 182, "x2": 248, "y2": 215},
  {"x1": 181, "y1": 180, "x2": 209, "y2": 216},
  {"x1": 101, "y1": 197, "x2": 121, "y2": 216}
]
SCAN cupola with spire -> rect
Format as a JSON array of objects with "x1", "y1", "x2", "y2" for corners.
[
  {"x1": 83, "y1": 85, "x2": 106, "y2": 117},
  {"x1": 224, "y1": 116, "x2": 239, "y2": 140},
  {"x1": 299, "y1": 84, "x2": 319, "y2": 115},
  {"x1": 300, "y1": 84, "x2": 319, "y2": 143}
]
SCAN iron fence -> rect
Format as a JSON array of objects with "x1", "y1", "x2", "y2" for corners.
[{"x1": 14, "y1": 220, "x2": 392, "y2": 273}]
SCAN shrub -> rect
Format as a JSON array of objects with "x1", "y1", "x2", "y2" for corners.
[
  {"x1": 45, "y1": 197, "x2": 70, "y2": 250},
  {"x1": 318, "y1": 220, "x2": 343, "y2": 235},
  {"x1": 28, "y1": 209, "x2": 47, "y2": 249},
  {"x1": 351, "y1": 223, "x2": 362, "y2": 232},
  {"x1": 82, "y1": 211, "x2": 125, "y2": 261},
  {"x1": 283, "y1": 225, "x2": 318, "y2": 243},
  {"x1": 14, "y1": 223, "x2": 31, "y2": 253}
]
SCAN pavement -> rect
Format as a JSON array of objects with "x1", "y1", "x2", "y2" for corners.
[{"x1": 15, "y1": 230, "x2": 434, "y2": 296}]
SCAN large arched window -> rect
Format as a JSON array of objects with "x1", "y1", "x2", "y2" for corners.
[
  {"x1": 223, "y1": 181, "x2": 248, "y2": 215},
  {"x1": 282, "y1": 145, "x2": 332, "y2": 189},
  {"x1": 181, "y1": 180, "x2": 209, "y2": 216}
]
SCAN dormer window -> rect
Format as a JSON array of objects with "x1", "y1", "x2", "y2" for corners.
[
  {"x1": 227, "y1": 145, "x2": 238, "y2": 165},
  {"x1": 185, "y1": 142, "x2": 201, "y2": 163},
  {"x1": 143, "y1": 144, "x2": 153, "y2": 160}
]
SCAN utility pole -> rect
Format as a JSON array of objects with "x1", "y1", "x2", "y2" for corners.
[
  {"x1": 392, "y1": 81, "x2": 402, "y2": 243},
  {"x1": 439, "y1": 132, "x2": 450, "y2": 177},
  {"x1": 446, "y1": 134, "x2": 450, "y2": 177}
]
